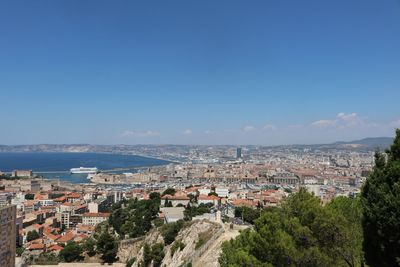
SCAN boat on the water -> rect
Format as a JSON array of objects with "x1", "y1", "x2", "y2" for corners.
[{"x1": 70, "y1": 167, "x2": 98, "y2": 174}]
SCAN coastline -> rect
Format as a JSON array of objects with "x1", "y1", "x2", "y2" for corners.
[{"x1": 0, "y1": 152, "x2": 174, "y2": 184}]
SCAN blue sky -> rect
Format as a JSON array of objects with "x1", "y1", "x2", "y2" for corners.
[{"x1": 1, "y1": 0, "x2": 399, "y2": 145}]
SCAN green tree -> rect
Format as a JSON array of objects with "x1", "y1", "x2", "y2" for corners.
[
  {"x1": 153, "y1": 217, "x2": 165, "y2": 227},
  {"x1": 171, "y1": 240, "x2": 185, "y2": 256},
  {"x1": 110, "y1": 197, "x2": 160, "y2": 238},
  {"x1": 82, "y1": 237, "x2": 96, "y2": 256},
  {"x1": 109, "y1": 205, "x2": 128, "y2": 235},
  {"x1": 220, "y1": 188, "x2": 363, "y2": 267},
  {"x1": 361, "y1": 129, "x2": 400, "y2": 267},
  {"x1": 164, "y1": 198, "x2": 173, "y2": 207},
  {"x1": 16, "y1": 247, "x2": 25, "y2": 257},
  {"x1": 26, "y1": 230, "x2": 40, "y2": 242},
  {"x1": 208, "y1": 192, "x2": 218, "y2": 197},
  {"x1": 33, "y1": 252, "x2": 59, "y2": 265},
  {"x1": 160, "y1": 220, "x2": 184, "y2": 245},
  {"x1": 162, "y1": 188, "x2": 176, "y2": 196},
  {"x1": 142, "y1": 243, "x2": 165, "y2": 267},
  {"x1": 142, "y1": 244, "x2": 152, "y2": 267},
  {"x1": 149, "y1": 192, "x2": 161, "y2": 202},
  {"x1": 184, "y1": 203, "x2": 211, "y2": 220},
  {"x1": 96, "y1": 231, "x2": 118, "y2": 263},
  {"x1": 327, "y1": 196, "x2": 364, "y2": 266},
  {"x1": 59, "y1": 242, "x2": 83, "y2": 262},
  {"x1": 150, "y1": 243, "x2": 165, "y2": 267},
  {"x1": 234, "y1": 206, "x2": 260, "y2": 224},
  {"x1": 25, "y1": 193, "x2": 34, "y2": 200}
]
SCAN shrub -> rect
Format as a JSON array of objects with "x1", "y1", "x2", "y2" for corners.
[
  {"x1": 160, "y1": 220, "x2": 184, "y2": 245},
  {"x1": 171, "y1": 240, "x2": 185, "y2": 256}
]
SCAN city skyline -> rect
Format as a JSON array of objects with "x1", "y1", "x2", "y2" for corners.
[{"x1": 1, "y1": 1, "x2": 400, "y2": 145}]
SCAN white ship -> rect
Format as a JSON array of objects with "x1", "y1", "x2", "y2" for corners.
[{"x1": 70, "y1": 167, "x2": 98, "y2": 174}]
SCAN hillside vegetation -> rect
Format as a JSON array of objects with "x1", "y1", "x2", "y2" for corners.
[{"x1": 219, "y1": 129, "x2": 400, "y2": 267}]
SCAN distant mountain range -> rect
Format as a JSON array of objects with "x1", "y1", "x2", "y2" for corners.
[
  {"x1": 0, "y1": 137, "x2": 394, "y2": 153},
  {"x1": 281, "y1": 137, "x2": 394, "y2": 152},
  {"x1": 334, "y1": 137, "x2": 394, "y2": 147}
]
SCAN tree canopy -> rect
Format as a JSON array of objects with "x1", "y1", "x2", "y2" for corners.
[
  {"x1": 27, "y1": 230, "x2": 40, "y2": 242},
  {"x1": 220, "y1": 188, "x2": 363, "y2": 267},
  {"x1": 160, "y1": 220, "x2": 184, "y2": 245},
  {"x1": 162, "y1": 188, "x2": 176, "y2": 196},
  {"x1": 109, "y1": 196, "x2": 160, "y2": 238},
  {"x1": 59, "y1": 242, "x2": 83, "y2": 262},
  {"x1": 96, "y1": 230, "x2": 118, "y2": 263},
  {"x1": 361, "y1": 129, "x2": 400, "y2": 267},
  {"x1": 142, "y1": 243, "x2": 165, "y2": 267}
]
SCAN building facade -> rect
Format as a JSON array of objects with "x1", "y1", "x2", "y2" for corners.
[
  {"x1": 82, "y1": 213, "x2": 109, "y2": 226},
  {"x1": 0, "y1": 205, "x2": 16, "y2": 267}
]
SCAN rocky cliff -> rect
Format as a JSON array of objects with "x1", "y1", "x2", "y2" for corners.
[{"x1": 117, "y1": 219, "x2": 223, "y2": 267}]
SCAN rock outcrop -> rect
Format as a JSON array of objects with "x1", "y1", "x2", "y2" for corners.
[{"x1": 118, "y1": 219, "x2": 223, "y2": 267}]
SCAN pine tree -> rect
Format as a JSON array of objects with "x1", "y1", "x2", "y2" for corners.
[{"x1": 361, "y1": 129, "x2": 400, "y2": 266}]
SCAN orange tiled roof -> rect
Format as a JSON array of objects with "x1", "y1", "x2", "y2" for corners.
[
  {"x1": 198, "y1": 195, "x2": 219, "y2": 200},
  {"x1": 48, "y1": 244, "x2": 63, "y2": 251},
  {"x1": 185, "y1": 187, "x2": 199, "y2": 192},
  {"x1": 34, "y1": 194, "x2": 46, "y2": 200},
  {"x1": 67, "y1": 192, "x2": 81, "y2": 198},
  {"x1": 75, "y1": 204, "x2": 87, "y2": 210},
  {"x1": 56, "y1": 231, "x2": 75, "y2": 243},
  {"x1": 54, "y1": 196, "x2": 66, "y2": 202},
  {"x1": 231, "y1": 199, "x2": 257, "y2": 207},
  {"x1": 46, "y1": 233, "x2": 61, "y2": 241}
]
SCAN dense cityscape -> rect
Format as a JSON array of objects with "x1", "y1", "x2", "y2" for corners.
[
  {"x1": 2, "y1": 1, "x2": 400, "y2": 266},
  {"x1": 0, "y1": 136, "x2": 394, "y2": 267}
]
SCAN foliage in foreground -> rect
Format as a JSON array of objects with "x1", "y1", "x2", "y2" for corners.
[
  {"x1": 142, "y1": 243, "x2": 165, "y2": 267},
  {"x1": 160, "y1": 220, "x2": 184, "y2": 245},
  {"x1": 109, "y1": 195, "x2": 160, "y2": 238},
  {"x1": 219, "y1": 188, "x2": 363, "y2": 267},
  {"x1": 30, "y1": 252, "x2": 59, "y2": 265},
  {"x1": 361, "y1": 129, "x2": 400, "y2": 267},
  {"x1": 59, "y1": 242, "x2": 83, "y2": 262},
  {"x1": 234, "y1": 206, "x2": 262, "y2": 224},
  {"x1": 96, "y1": 229, "x2": 119, "y2": 263}
]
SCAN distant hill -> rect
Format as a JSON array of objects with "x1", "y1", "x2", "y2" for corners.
[
  {"x1": 268, "y1": 137, "x2": 394, "y2": 152},
  {"x1": 0, "y1": 137, "x2": 394, "y2": 153},
  {"x1": 333, "y1": 137, "x2": 394, "y2": 148}
]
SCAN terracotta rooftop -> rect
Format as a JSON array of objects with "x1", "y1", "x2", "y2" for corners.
[
  {"x1": 48, "y1": 244, "x2": 63, "y2": 251},
  {"x1": 56, "y1": 231, "x2": 76, "y2": 243},
  {"x1": 67, "y1": 192, "x2": 81, "y2": 198},
  {"x1": 198, "y1": 194, "x2": 219, "y2": 200}
]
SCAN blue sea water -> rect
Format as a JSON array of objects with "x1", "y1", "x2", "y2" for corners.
[{"x1": 0, "y1": 152, "x2": 170, "y2": 183}]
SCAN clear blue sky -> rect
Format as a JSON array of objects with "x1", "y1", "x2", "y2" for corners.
[{"x1": 1, "y1": 0, "x2": 399, "y2": 145}]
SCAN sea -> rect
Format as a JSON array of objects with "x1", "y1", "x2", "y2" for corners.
[{"x1": 0, "y1": 152, "x2": 170, "y2": 183}]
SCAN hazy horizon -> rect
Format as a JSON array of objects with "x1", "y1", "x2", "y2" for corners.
[{"x1": 0, "y1": 135, "x2": 394, "y2": 147}]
